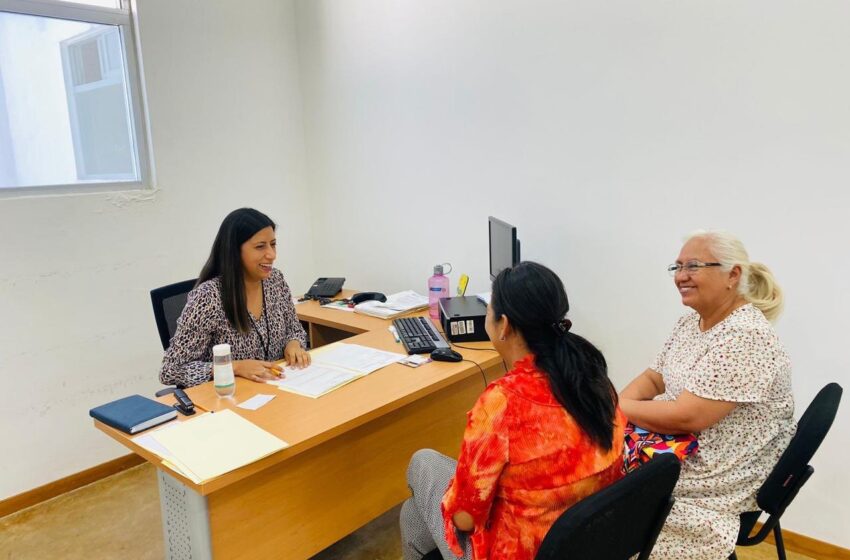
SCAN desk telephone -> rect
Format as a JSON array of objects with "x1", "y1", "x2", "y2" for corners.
[{"x1": 306, "y1": 277, "x2": 345, "y2": 298}]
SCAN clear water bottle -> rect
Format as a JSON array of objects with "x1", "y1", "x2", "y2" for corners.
[
  {"x1": 213, "y1": 343, "x2": 236, "y2": 397},
  {"x1": 428, "y1": 263, "x2": 451, "y2": 319}
]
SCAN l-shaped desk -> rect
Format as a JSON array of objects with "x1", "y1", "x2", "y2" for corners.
[{"x1": 94, "y1": 290, "x2": 505, "y2": 559}]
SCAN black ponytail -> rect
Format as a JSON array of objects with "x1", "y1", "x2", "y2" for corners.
[{"x1": 491, "y1": 262, "x2": 617, "y2": 451}]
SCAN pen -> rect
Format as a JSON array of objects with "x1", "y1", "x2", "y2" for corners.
[{"x1": 388, "y1": 326, "x2": 401, "y2": 343}]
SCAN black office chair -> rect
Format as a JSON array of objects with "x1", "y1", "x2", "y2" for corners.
[
  {"x1": 536, "y1": 453, "x2": 680, "y2": 560},
  {"x1": 421, "y1": 454, "x2": 681, "y2": 560},
  {"x1": 730, "y1": 382, "x2": 842, "y2": 560},
  {"x1": 150, "y1": 279, "x2": 197, "y2": 350}
]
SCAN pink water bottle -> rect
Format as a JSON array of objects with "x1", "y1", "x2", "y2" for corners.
[{"x1": 428, "y1": 263, "x2": 451, "y2": 319}]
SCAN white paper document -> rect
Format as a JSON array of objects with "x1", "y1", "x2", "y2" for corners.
[
  {"x1": 312, "y1": 343, "x2": 405, "y2": 374},
  {"x1": 268, "y1": 363, "x2": 361, "y2": 398},
  {"x1": 269, "y1": 343, "x2": 405, "y2": 398},
  {"x1": 237, "y1": 393, "x2": 276, "y2": 410},
  {"x1": 354, "y1": 290, "x2": 429, "y2": 319},
  {"x1": 149, "y1": 409, "x2": 288, "y2": 483}
]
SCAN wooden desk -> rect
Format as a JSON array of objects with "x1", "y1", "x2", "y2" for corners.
[{"x1": 94, "y1": 293, "x2": 504, "y2": 559}]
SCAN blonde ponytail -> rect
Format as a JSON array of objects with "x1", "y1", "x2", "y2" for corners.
[
  {"x1": 746, "y1": 262, "x2": 784, "y2": 321},
  {"x1": 684, "y1": 230, "x2": 785, "y2": 322}
]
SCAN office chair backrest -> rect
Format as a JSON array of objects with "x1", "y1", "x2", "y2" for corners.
[
  {"x1": 150, "y1": 279, "x2": 197, "y2": 350},
  {"x1": 756, "y1": 382, "x2": 842, "y2": 516},
  {"x1": 535, "y1": 453, "x2": 681, "y2": 560}
]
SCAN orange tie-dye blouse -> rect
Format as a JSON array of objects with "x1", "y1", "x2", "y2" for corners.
[{"x1": 441, "y1": 355, "x2": 626, "y2": 560}]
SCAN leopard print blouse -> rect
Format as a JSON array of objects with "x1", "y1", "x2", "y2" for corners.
[{"x1": 159, "y1": 268, "x2": 307, "y2": 388}]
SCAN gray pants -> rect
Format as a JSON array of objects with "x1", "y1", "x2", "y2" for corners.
[{"x1": 400, "y1": 449, "x2": 472, "y2": 560}]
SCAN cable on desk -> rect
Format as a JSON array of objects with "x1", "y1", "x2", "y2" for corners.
[
  {"x1": 451, "y1": 343, "x2": 498, "y2": 353},
  {"x1": 431, "y1": 324, "x2": 503, "y2": 388},
  {"x1": 454, "y1": 346, "x2": 503, "y2": 389},
  {"x1": 460, "y1": 358, "x2": 489, "y2": 389}
]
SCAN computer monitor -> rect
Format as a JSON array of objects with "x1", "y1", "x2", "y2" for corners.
[{"x1": 489, "y1": 216, "x2": 521, "y2": 281}]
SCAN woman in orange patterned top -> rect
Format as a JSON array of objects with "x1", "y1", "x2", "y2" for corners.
[{"x1": 400, "y1": 262, "x2": 627, "y2": 560}]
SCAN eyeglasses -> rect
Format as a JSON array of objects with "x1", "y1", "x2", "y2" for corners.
[{"x1": 667, "y1": 261, "x2": 722, "y2": 276}]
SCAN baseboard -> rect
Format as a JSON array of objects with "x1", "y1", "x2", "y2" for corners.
[
  {"x1": 0, "y1": 453, "x2": 144, "y2": 519},
  {"x1": 756, "y1": 522, "x2": 850, "y2": 560}
]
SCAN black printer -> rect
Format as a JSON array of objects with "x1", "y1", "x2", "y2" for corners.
[{"x1": 438, "y1": 296, "x2": 489, "y2": 342}]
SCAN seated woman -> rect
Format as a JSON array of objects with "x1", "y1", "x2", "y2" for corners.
[
  {"x1": 401, "y1": 262, "x2": 626, "y2": 560},
  {"x1": 159, "y1": 208, "x2": 310, "y2": 388},
  {"x1": 619, "y1": 230, "x2": 795, "y2": 560}
]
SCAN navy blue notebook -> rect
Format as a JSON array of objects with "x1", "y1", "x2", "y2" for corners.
[{"x1": 90, "y1": 394, "x2": 177, "y2": 434}]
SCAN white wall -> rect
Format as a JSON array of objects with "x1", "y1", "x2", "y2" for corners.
[
  {"x1": 0, "y1": 0, "x2": 315, "y2": 499},
  {"x1": 295, "y1": 0, "x2": 850, "y2": 546}
]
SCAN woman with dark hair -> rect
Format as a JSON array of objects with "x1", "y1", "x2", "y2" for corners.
[
  {"x1": 400, "y1": 262, "x2": 626, "y2": 560},
  {"x1": 159, "y1": 208, "x2": 310, "y2": 388}
]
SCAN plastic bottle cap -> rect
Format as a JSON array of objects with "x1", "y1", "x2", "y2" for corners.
[
  {"x1": 434, "y1": 264, "x2": 443, "y2": 275},
  {"x1": 213, "y1": 343, "x2": 231, "y2": 356}
]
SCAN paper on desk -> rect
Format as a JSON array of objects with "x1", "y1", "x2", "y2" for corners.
[
  {"x1": 133, "y1": 422, "x2": 202, "y2": 483},
  {"x1": 268, "y1": 363, "x2": 361, "y2": 398},
  {"x1": 237, "y1": 393, "x2": 276, "y2": 410},
  {"x1": 320, "y1": 300, "x2": 355, "y2": 312},
  {"x1": 382, "y1": 290, "x2": 429, "y2": 309},
  {"x1": 150, "y1": 409, "x2": 288, "y2": 483},
  {"x1": 354, "y1": 290, "x2": 429, "y2": 319},
  {"x1": 312, "y1": 343, "x2": 405, "y2": 375},
  {"x1": 267, "y1": 344, "x2": 405, "y2": 398}
]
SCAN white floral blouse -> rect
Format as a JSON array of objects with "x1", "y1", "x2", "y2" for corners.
[{"x1": 648, "y1": 304, "x2": 795, "y2": 560}]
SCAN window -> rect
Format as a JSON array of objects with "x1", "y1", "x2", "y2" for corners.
[{"x1": 0, "y1": 0, "x2": 152, "y2": 195}]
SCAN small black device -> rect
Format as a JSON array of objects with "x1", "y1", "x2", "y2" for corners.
[
  {"x1": 351, "y1": 291, "x2": 387, "y2": 305},
  {"x1": 306, "y1": 277, "x2": 345, "y2": 298},
  {"x1": 430, "y1": 348, "x2": 463, "y2": 362},
  {"x1": 172, "y1": 388, "x2": 195, "y2": 416},
  {"x1": 489, "y1": 216, "x2": 521, "y2": 281},
  {"x1": 392, "y1": 316, "x2": 451, "y2": 354},
  {"x1": 439, "y1": 296, "x2": 489, "y2": 342}
]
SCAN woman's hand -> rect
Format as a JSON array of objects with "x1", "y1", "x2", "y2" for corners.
[
  {"x1": 452, "y1": 510, "x2": 474, "y2": 532},
  {"x1": 620, "y1": 391, "x2": 737, "y2": 434},
  {"x1": 284, "y1": 340, "x2": 311, "y2": 368},
  {"x1": 620, "y1": 368, "x2": 666, "y2": 400},
  {"x1": 233, "y1": 360, "x2": 284, "y2": 383}
]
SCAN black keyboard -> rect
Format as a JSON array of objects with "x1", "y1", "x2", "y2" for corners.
[{"x1": 393, "y1": 317, "x2": 451, "y2": 354}]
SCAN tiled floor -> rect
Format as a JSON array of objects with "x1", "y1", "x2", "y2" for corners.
[{"x1": 0, "y1": 464, "x2": 815, "y2": 560}]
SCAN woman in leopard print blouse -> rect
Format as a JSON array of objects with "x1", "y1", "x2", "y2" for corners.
[{"x1": 159, "y1": 208, "x2": 309, "y2": 388}]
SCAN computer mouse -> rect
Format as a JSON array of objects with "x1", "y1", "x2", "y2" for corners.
[
  {"x1": 430, "y1": 348, "x2": 463, "y2": 362},
  {"x1": 351, "y1": 292, "x2": 387, "y2": 304}
]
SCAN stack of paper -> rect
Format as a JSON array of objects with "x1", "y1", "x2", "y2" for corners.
[
  {"x1": 268, "y1": 343, "x2": 405, "y2": 398},
  {"x1": 132, "y1": 409, "x2": 288, "y2": 484},
  {"x1": 354, "y1": 290, "x2": 429, "y2": 319}
]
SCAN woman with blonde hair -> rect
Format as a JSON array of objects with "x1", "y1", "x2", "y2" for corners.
[{"x1": 620, "y1": 230, "x2": 795, "y2": 559}]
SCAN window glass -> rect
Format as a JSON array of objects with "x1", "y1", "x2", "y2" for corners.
[
  {"x1": 0, "y1": 5, "x2": 147, "y2": 191},
  {"x1": 55, "y1": 0, "x2": 121, "y2": 9}
]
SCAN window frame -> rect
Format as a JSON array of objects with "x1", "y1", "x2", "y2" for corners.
[{"x1": 0, "y1": 0, "x2": 155, "y2": 198}]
